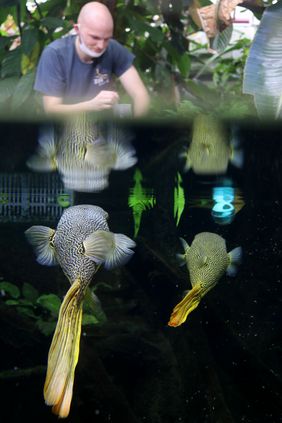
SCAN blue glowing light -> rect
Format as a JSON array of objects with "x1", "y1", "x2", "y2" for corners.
[{"x1": 212, "y1": 187, "x2": 235, "y2": 224}]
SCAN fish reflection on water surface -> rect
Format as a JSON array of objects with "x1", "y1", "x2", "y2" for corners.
[
  {"x1": 27, "y1": 114, "x2": 137, "y2": 192},
  {"x1": 181, "y1": 114, "x2": 243, "y2": 175},
  {"x1": 25, "y1": 204, "x2": 135, "y2": 418}
]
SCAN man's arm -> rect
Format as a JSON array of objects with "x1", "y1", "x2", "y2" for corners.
[
  {"x1": 42, "y1": 90, "x2": 119, "y2": 114},
  {"x1": 119, "y1": 66, "x2": 150, "y2": 117}
]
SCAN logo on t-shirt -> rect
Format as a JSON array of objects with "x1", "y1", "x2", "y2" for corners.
[{"x1": 93, "y1": 67, "x2": 110, "y2": 86}]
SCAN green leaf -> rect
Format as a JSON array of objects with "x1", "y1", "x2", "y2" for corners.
[
  {"x1": 130, "y1": 17, "x2": 164, "y2": 44},
  {"x1": 0, "y1": 76, "x2": 18, "y2": 102},
  {"x1": 36, "y1": 319, "x2": 56, "y2": 336},
  {"x1": 84, "y1": 288, "x2": 107, "y2": 323},
  {"x1": 22, "y1": 282, "x2": 39, "y2": 302},
  {"x1": 11, "y1": 71, "x2": 35, "y2": 109},
  {"x1": 37, "y1": 294, "x2": 61, "y2": 316},
  {"x1": 198, "y1": 0, "x2": 212, "y2": 6},
  {"x1": 0, "y1": 36, "x2": 9, "y2": 52},
  {"x1": 21, "y1": 28, "x2": 38, "y2": 55},
  {"x1": 164, "y1": 42, "x2": 179, "y2": 60},
  {"x1": 5, "y1": 299, "x2": 19, "y2": 305},
  {"x1": 177, "y1": 53, "x2": 190, "y2": 78},
  {"x1": 0, "y1": 281, "x2": 20, "y2": 298},
  {"x1": 82, "y1": 314, "x2": 99, "y2": 326},
  {"x1": 185, "y1": 80, "x2": 218, "y2": 108},
  {"x1": 18, "y1": 298, "x2": 33, "y2": 306},
  {"x1": 147, "y1": 26, "x2": 164, "y2": 44},
  {"x1": 39, "y1": 0, "x2": 68, "y2": 18},
  {"x1": 0, "y1": 0, "x2": 17, "y2": 6},
  {"x1": 212, "y1": 25, "x2": 233, "y2": 53},
  {"x1": 16, "y1": 306, "x2": 37, "y2": 319},
  {"x1": 1, "y1": 49, "x2": 21, "y2": 78},
  {"x1": 176, "y1": 100, "x2": 202, "y2": 116},
  {"x1": 41, "y1": 17, "x2": 66, "y2": 30}
]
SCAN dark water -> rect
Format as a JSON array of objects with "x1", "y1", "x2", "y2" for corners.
[{"x1": 0, "y1": 119, "x2": 282, "y2": 423}]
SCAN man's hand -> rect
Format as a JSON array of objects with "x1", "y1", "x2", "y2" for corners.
[
  {"x1": 87, "y1": 90, "x2": 119, "y2": 110},
  {"x1": 42, "y1": 91, "x2": 120, "y2": 114}
]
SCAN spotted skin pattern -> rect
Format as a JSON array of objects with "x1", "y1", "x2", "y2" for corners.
[
  {"x1": 53, "y1": 205, "x2": 109, "y2": 291},
  {"x1": 186, "y1": 232, "x2": 230, "y2": 293}
]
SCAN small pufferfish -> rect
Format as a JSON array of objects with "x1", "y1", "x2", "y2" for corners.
[
  {"x1": 25, "y1": 205, "x2": 135, "y2": 418},
  {"x1": 168, "y1": 232, "x2": 242, "y2": 327}
]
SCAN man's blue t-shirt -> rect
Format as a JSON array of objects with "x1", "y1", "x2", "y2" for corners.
[{"x1": 34, "y1": 35, "x2": 135, "y2": 102}]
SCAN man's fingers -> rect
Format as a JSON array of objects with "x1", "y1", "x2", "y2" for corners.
[
  {"x1": 100, "y1": 91, "x2": 119, "y2": 102},
  {"x1": 106, "y1": 95, "x2": 119, "y2": 104},
  {"x1": 90, "y1": 91, "x2": 119, "y2": 110},
  {"x1": 101, "y1": 104, "x2": 113, "y2": 110}
]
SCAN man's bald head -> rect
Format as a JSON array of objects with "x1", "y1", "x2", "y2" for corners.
[
  {"x1": 78, "y1": 2, "x2": 113, "y2": 32},
  {"x1": 75, "y1": 2, "x2": 114, "y2": 58}
]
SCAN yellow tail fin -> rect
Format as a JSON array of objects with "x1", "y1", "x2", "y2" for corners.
[
  {"x1": 44, "y1": 279, "x2": 83, "y2": 418},
  {"x1": 168, "y1": 284, "x2": 202, "y2": 327}
]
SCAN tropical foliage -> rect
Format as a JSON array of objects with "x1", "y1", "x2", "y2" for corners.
[{"x1": 0, "y1": 0, "x2": 263, "y2": 118}]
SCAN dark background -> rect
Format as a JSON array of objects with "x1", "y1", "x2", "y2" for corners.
[{"x1": 0, "y1": 119, "x2": 282, "y2": 423}]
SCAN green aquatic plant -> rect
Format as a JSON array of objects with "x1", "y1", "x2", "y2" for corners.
[
  {"x1": 0, "y1": 280, "x2": 103, "y2": 336},
  {"x1": 174, "y1": 172, "x2": 185, "y2": 226},
  {"x1": 128, "y1": 168, "x2": 156, "y2": 238}
]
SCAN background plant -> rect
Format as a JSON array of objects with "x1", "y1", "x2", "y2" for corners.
[{"x1": 0, "y1": 280, "x2": 104, "y2": 335}]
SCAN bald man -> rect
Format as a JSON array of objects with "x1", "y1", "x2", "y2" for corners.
[{"x1": 34, "y1": 2, "x2": 150, "y2": 117}]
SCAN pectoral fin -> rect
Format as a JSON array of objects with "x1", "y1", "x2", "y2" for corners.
[
  {"x1": 109, "y1": 140, "x2": 137, "y2": 170},
  {"x1": 176, "y1": 238, "x2": 190, "y2": 266},
  {"x1": 179, "y1": 237, "x2": 190, "y2": 255},
  {"x1": 83, "y1": 230, "x2": 111, "y2": 264},
  {"x1": 27, "y1": 126, "x2": 57, "y2": 171},
  {"x1": 176, "y1": 253, "x2": 186, "y2": 266},
  {"x1": 84, "y1": 288, "x2": 107, "y2": 323},
  {"x1": 25, "y1": 226, "x2": 57, "y2": 266},
  {"x1": 107, "y1": 126, "x2": 137, "y2": 170},
  {"x1": 83, "y1": 230, "x2": 136, "y2": 269},
  {"x1": 179, "y1": 147, "x2": 191, "y2": 172},
  {"x1": 230, "y1": 148, "x2": 244, "y2": 168},
  {"x1": 26, "y1": 155, "x2": 57, "y2": 172},
  {"x1": 184, "y1": 155, "x2": 191, "y2": 172},
  {"x1": 227, "y1": 246, "x2": 242, "y2": 277}
]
